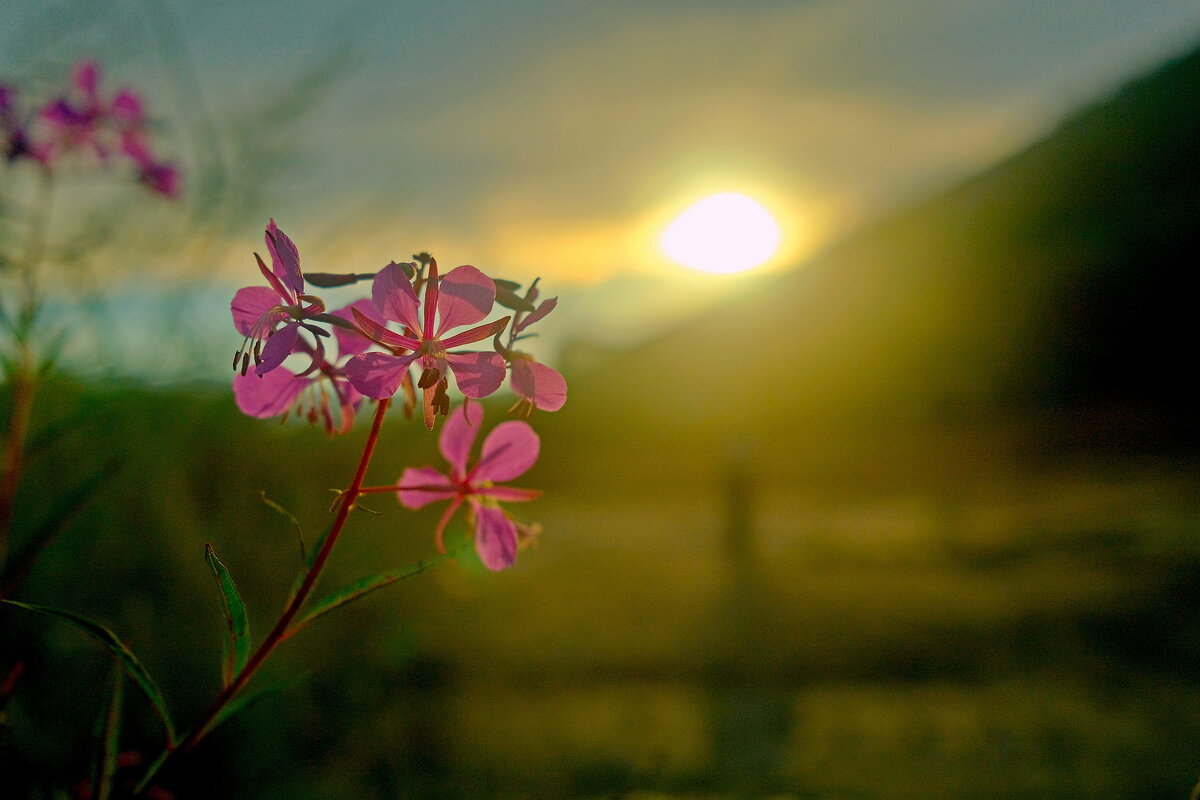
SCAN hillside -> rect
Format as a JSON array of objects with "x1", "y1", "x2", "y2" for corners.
[{"x1": 550, "y1": 43, "x2": 1200, "y2": 495}]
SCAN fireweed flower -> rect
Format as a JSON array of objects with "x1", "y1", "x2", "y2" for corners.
[
  {"x1": 231, "y1": 220, "x2": 329, "y2": 377},
  {"x1": 344, "y1": 259, "x2": 510, "y2": 428},
  {"x1": 398, "y1": 402, "x2": 541, "y2": 570},
  {"x1": 496, "y1": 279, "x2": 567, "y2": 413},
  {"x1": 37, "y1": 60, "x2": 110, "y2": 162},
  {"x1": 233, "y1": 300, "x2": 372, "y2": 435}
]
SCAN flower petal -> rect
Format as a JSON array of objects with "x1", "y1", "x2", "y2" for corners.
[
  {"x1": 231, "y1": 286, "x2": 280, "y2": 335},
  {"x1": 343, "y1": 351, "x2": 419, "y2": 399},
  {"x1": 396, "y1": 466, "x2": 457, "y2": 510},
  {"x1": 473, "y1": 505, "x2": 518, "y2": 571},
  {"x1": 435, "y1": 265, "x2": 496, "y2": 336},
  {"x1": 472, "y1": 420, "x2": 540, "y2": 483},
  {"x1": 255, "y1": 322, "x2": 301, "y2": 375},
  {"x1": 445, "y1": 351, "x2": 507, "y2": 399},
  {"x1": 514, "y1": 297, "x2": 557, "y2": 335},
  {"x1": 439, "y1": 402, "x2": 483, "y2": 478},
  {"x1": 330, "y1": 300, "x2": 377, "y2": 357},
  {"x1": 511, "y1": 360, "x2": 567, "y2": 412},
  {"x1": 266, "y1": 220, "x2": 303, "y2": 296},
  {"x1": 372, "y1": 262, "x2": 422, "y2": 332},
  {"x1": 233, "y1": 368, "x2": 307, "y2": 418}
]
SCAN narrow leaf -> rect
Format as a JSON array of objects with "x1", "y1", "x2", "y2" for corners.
[
  {"x1": 259, "y1": 491, "x2": 306, "y2": 564},
  {"x1": 286, "y1": 519, "x2": 336, "y2": 605},
  {"x1": 290, "y1": 549, "x2": 459, "y2": 637},
  {"x1": 2, "y1": 600, "x2": 176, "y2": 745},
  {"x1": 494, "y1": 285, "x2": 536, "y2": 313},
  {"x1": 91, "y1": 665, "x2": 124, "y2": 800},
  {"x1": 204, "y1": 544, "x2": 251, "y2": 687}
]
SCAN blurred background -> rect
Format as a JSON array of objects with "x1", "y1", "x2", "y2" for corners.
[{"x1": 3, "y1": 1, "x2": 1200, "y2": 798}]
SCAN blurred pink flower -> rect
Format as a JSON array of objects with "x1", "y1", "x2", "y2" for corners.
[
  {"x1": 231, "y1": 220, "x2": 327, "y2": 377},
  {"x1": 397, "y1": 402, "x2": 541, "y2": 570},
  {"x1": 344, "y1": 258, "x2": 509, "y2": 427}
]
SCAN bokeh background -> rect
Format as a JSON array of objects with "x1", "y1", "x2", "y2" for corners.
[{"x1": 3, "y1": 2, "x2": 1200, "y2": 798}]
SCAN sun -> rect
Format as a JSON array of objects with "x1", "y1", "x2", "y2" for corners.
[{"x1": 660, "y1": 192, "x2": 781, "y2": 274}]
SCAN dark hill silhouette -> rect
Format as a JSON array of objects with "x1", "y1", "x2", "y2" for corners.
[{"x1": 549, "y1": 42, "x2": 1200, "y2": 492}]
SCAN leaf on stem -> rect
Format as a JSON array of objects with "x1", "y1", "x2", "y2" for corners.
[
  {"x1": 91, "y1": 664, "x2": 124, "y2": 800},
  {"x1": 204, "y1": 544, "x2": 251, "y2": 688},
  {"x1": 259, "y1": 490, "x2": 306, "y2": 564},
  {"x1": 1, "y1": 600, "x2": 176, "y2": 746},
  {"x1": 288, "y1": 549, "x2": 460, "y2": 638},
  {"x1": 286, "y1": 519, "x2": 335, "y2": 606}
]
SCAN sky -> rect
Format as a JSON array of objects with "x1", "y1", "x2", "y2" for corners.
[{"x1": 3, "y1": 0, "x2": 1200, "y2": 373}]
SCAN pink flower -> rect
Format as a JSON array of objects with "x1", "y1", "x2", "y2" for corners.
[
  {"x1": 233, "y1": 300, "x2": 372, "y2": 435},
  {"x1": 344, "y1": 258, "x2": 510, "y2": 428},
  {"x1": 37, "y1": 60, "x2": 110, "y2": 163},
  {"x1": 498, "y1": 279, "x2": 567, "y2": 413},
  {"x1": 398, "y1": 402, "x2": 541, "y2": 570},
  {"x1": 231, "y1": 220, "x2": 327, "y2": 377}
]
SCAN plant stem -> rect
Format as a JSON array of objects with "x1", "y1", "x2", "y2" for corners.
[
  {"x1": 0, "y1": 171, "x2": 55, "y2": 571},
  {"x1": 137, "y1": 398, "x2": 391, "y2": 790}
]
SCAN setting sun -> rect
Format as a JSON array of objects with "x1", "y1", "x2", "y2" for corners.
[{"x1": 660, "y1": 192, "x2": 781, "y2": 274}]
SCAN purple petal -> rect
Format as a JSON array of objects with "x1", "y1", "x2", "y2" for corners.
[
  {"x1": 510, "y1": 360, "x2": 567, "y2": 412},
  {"x1": 266, "y1": 219, "x2": 303, "y2": 296},
  {"x1": 397, "y1": 466, "x2": 456, "y2": 510},
  {"x1": 514, "y1": 297, "x2": 557, "y2": 334},
  {"x1": 439, "y1": 317, "x2": 510, "y2": 350},
  {"x1": 435, "y1": 265, "x2": 496, "y2": 336},
  {"x1": 372, "y1": 262, "x2": 422, "y2": 332},
  {"x1": 343, "y1": 351, "x2": 419, "y2": 399},
  {"x1": 231, "y1": 286, "x2": 280, "y2": 335},
  {"x1": 110, "y1": 89, "x2": 144, "y2": 124},
  {"x1": 120, "y1": 130, "x2": 152, "y2": 165},
  {"x1": 473, "y1": 505, "x2": 518, "y2": 571},
  {"x1": 255, "y1": 322, "x2": 301, "y2": 376},
  {"x1": 233, "y1": 368, "x2": 307, "y2": 418},
  {"x1": 472, "y1": 420, "x2": 540, "y2": 483},
  {"x1": 330, "y1": 299, "x2": 377, "y2": 357},
  {"x1": 445, "y1": 351, "x2": 506, "y2": 399},
  {"x1": 439, "y1": 402, "x2": 483, "y2": 478},
  {"x1": 73, "y1": 61, "x2": 99, "y2": 101}
]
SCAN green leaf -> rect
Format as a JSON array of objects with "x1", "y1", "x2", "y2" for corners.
[
  {"x1": 2, "y1": 600, "x2": 176, "y2": 746},
  {"x1": 204, "y1": 544, "x2": 251, "y2": 688},
  {"x1": 285, "y1": 517, "x2": 337, "y2": 605},
  {"x1": 290, "y1": 549, "x2": 460, "y2": 637},
  {"x1": 494, "y1": 285, "x2": 536, "y2": 313},
  {"x1": 91, "y1": 665, "x2": 123, "y2": 800},
  {"x1": 259, "y1": 491, "x2": 306, "y2": 564}
]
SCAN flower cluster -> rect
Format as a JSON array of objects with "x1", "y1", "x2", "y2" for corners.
[
  {"x1": 1, "y1": 60, "x2": 179, "y2": 196},
  {"x1": 230, "y1": 221, "x2": 566, "y2": 569}
]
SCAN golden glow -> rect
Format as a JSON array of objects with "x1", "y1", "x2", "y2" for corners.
[{"x1": 660, "y1": 192, "x2": 781, "y2": 274}]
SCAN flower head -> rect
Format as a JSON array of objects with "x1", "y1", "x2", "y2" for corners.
[
  {"x1": 398, "y1": 402, "x2": 541, "y2": 570},
  {"x1": 233, "y1": 300, "x2": 373, "y2": 435},
  {"x1": 496, "y1": 278, "x2": 567, "y2": 414},
  {"x1": 344, "y1": 258, "x2": 510, "y2": 428},
  {"x1": 231, "y1": 220, "x2": 329, "y2": 377}
]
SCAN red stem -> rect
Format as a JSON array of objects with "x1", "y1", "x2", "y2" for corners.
[{"x1": 147, "y1": 398, "x2": 391, "y2": 777}]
